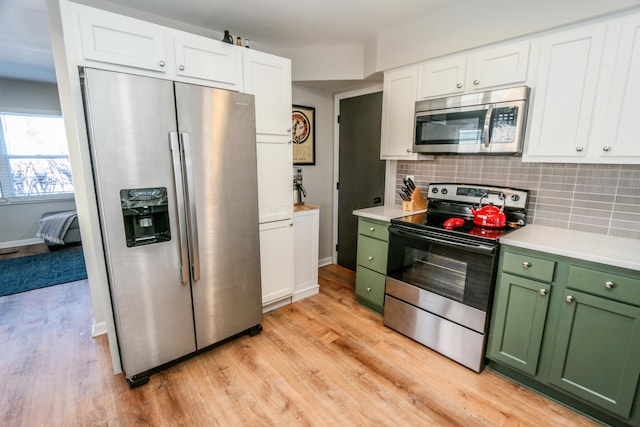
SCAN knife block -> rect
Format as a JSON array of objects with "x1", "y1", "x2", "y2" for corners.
[{"x1": 402, "y1": 187, "x2": 427, "y2": 211}]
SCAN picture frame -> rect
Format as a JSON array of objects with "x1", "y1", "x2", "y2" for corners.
[{"x1": 292, "y1": 105, "x2": 316, "y2": 165}]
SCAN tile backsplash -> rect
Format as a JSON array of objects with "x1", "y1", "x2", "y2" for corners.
[{"x1": 397, "y1": 156, "x2": 640, "y2": 239}]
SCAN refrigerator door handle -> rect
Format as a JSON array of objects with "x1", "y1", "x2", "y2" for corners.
[
  {"x1": 169, "y1": 132, "x2": 191, "y2": 284},
  {"x1": 180, "y1": 132, "x2": 201, "y2": 282}
]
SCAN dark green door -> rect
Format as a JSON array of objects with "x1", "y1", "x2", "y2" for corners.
[
  {"x1": 337, "y1": 92, "x2": 385, "y2": 271},
  {"x1": 548, "y1": 290, "x2": 640, "y2": 418},
  {"x1": 486, "y1": 273, "x2": 551, "y2": 376}
]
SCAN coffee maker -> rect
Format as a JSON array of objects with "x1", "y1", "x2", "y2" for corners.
[{"x1": 293, "y1": 168, "x2": 306, "y2": 206}]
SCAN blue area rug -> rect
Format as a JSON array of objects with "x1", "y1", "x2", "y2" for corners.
[{"x1": 0, "y1": 247, "x2": 87, "y2": 297}]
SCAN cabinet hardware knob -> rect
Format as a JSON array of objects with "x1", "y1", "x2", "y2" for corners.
[
  {"x1": 366, "y1": 287, "x2": 372, "y2": 292},
  {"x1": 287, "y1": 140, "x2": 292, "y2": 144},
  {"x1": 368, "y1": 256, "x2": 374, "y2": 261},
  {"x1": 522, "y1": 261, "x2": 531, "y2": 269},
  {"x1": 575, "y1": 146, "x2": 584, "y2": 152},
  {"x1": 289, "y1": 222, "x2": 294, "y2": 227},
  {"x1": 473, "y1": 80, "x2": 480, "y2": 85},
  {"x1": 539, "y1": 289, "x2": 547, "y2": 296},
  {"x1": 406, "y1": 148, "x2": 411, "y2": 153},
  {"x1": 566, "y1": 295, "x2": 575, "y2": 303},
  {"x1": 369, "y1": 227, "x2": 375, "y2": 232},
  {"x1": 159, "y1": 60, "x2": 166, "y2": 67},
  {"x1": 287, "y1": 128, "x2": 292, "y2": 132},
  {"x1": 602, "y1": 145, "x2": 611, "y2": 152},
  {"x1": 605, "y1": 281, "x2": 615, "y2": 289},
  {"x1": 179, "y1": 65, "x2": 185, "y2": 70},
  {"x1": 456, "y1": 83, "x2": 462, "y2": 89}
]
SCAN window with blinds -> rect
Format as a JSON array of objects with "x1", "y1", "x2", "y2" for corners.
[{"x1": 0, "y1": 113, "x2": 74, "y2": 200}]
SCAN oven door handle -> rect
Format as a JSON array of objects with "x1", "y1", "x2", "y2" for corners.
[{"x1": 389, "y1": 226, "x2": 496, "y2": 256}]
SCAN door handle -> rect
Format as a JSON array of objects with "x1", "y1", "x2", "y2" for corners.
[
  {"x1": 180, "y1": 132, "x2": 201, "y2": 282},
  {"x1": 169, "y1": 132, "x2": 190, "y2": 285},
  {"x1": 374, "y1": 197, "x2": 382, "y2": 204}
]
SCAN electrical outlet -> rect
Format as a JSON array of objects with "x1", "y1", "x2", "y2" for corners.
[{"x1": 406, "y1": 175, "x2": 415, "y2": 182}]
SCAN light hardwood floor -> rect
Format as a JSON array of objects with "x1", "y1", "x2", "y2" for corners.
[{"x1": 0, "y1": 264, "x2": 600, "y2": 426}]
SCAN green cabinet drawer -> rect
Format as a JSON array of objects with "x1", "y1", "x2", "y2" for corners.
[
  {"x1": 356, "y1": 235, "x2": 388, "y2": 274},
  {"x1": 355, "y1": 265, "x2": 386, "y2": 309},
  {"x1": 502, "y1": 251, "x2": 556, "y2": 283},
  {"x1": 567, "y1": 265, "x2": 640, "y2": 307},
  {"x1": 358, "y1": 217, "x2": 389, "y2": 242}
]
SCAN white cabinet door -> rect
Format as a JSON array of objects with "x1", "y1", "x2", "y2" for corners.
[
  {"x1": 380, "y1": 67, "x2": 423, "y2": 160},
  {"x1": 293, "y1": 208, "x2": 319, "y2": 300},
  {"x1": 599, "y1": 14, "x2": 640, "y2": 160},
  {"x1": 524, "y1": 24, "x2": 606, "y2": 160},
  {"x1": 260, "y1": 219, "x2": 295, "y2": 305},
  {"x1": 466, "y1": 41, "x2": 530, "y2": 91},
  {"x1": 243, "y1": 49, "x2": 292, "y2": 137},
  {"x1": 173, "y1": 32, "x2": 242, "y2": 91},
  {"x1": 256, "y1": 142, "x2": 293, "y2": 223},
  {"x1": 76, "y1": 4, "x2": 169, "y2": 73},
  {"x1": 417, "y1": 56, "x2": 466, "y2": 99}
]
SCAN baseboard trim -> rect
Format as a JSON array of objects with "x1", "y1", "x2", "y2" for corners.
[
  {"x1": 92, "y1": 320, "x2": 107, "y2": 337},
  {"x1": 318, "y1": 257, "x2": 333, "y2": 267},
  {"x1": 292, "y1": 284, "x2": 319, "y2": 302},
  {"x1": 262, "y1": 297, "x2": 292, "y2": 313},
  {"x1": 0, "y1": 238, "x2": 44, "y2": 250}
]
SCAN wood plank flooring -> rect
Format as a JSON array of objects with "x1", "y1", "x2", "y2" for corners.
[{"x1": 0, "y1": 264, "x2": 600, "y2": 426}]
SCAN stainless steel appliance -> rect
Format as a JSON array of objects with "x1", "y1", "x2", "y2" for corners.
[
  {"x1": 293, "y1": 167, "x2": 306, "y2": 205},
  {"x1": 413, "y1": 86, "x2": 530, "y2": 155},
  {"x1": 81, "y1": 68, "x2": 262, "y2": 387},
  {"x1": 384, "y1": 183, "x2": 529, "y2": 372}
]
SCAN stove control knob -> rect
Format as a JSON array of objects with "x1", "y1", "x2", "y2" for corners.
[
  {"x1": 432, "y1": 187, "x2": 439, "y2": 194},
  {"x1": 441, "y1": 188, "x2": 448, "y2": 195},
  {"x1": 511, "y1": 194, "x2": 520, "y2": 202}
]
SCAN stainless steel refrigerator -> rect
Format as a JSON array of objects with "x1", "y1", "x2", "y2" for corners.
[{"x1": 81, "y1": 67, "x2": 262, "y2": 386}]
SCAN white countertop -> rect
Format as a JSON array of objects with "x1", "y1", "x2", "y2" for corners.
[
  {"x1": 353, "y1": 205, "x2": 426, "y2": 222},
  {"x1": 501, "y1": 224, "x2": 640, "y2": 272}
]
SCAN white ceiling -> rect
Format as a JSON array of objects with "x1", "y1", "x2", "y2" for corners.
[{"x1": 0, "y1": 0, "x2": 452, "y2": 84}]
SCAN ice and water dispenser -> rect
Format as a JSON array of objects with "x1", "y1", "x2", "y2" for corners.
[{"x1": 120, "y1": 187, "x2": 171, "y2": 247}]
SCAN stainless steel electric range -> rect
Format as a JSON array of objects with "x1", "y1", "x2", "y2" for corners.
[{"x1": 384, "y1": 183, "x2": 529, "y2": 372}]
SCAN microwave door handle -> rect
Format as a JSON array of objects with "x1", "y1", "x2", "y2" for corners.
[{"x1": 483, "y1": 105, "x2": 494, "y2": 148}]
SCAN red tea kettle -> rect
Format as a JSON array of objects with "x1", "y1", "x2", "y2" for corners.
[{"x1": 470, "y1": 193, "x2": 506, "y2": 228}]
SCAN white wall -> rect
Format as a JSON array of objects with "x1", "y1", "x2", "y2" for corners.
[
  {"x1": 292, "y1": 84, "x2": 334, "y2": 263},
  {"x1": 0, "y1": 77, "x2": 77, "y2": 246}
]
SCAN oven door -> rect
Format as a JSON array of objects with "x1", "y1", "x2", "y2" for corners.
[{"x1": 386, "y1": 224, "x2": 499, "y2": 312}]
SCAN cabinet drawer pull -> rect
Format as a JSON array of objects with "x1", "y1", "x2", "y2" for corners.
[
  {"x1": 575, "y1": 146, "x2": 584, "y2": 152},
  {"x1": 179, "y1": 64, "x2": 185, "y2": 70},
  {"x1": 522, "y1": 261, "x2": 531, "y2": 269},
  {"x1": 566, "y1": 295, "x2": 575, "y2": 303},
  {"x1": 605, "y1": 281, "x2": 615, "y2": 289},
  {"x1": 369, "y1": 227, "x2": 375, "y2": 232},
  {"x1": 159, "y1": 60, "x2": 166, "y2": 67},
  {"x1": 367, "y1": 256, "x2": 374, "y2": 261},
  {"x1": 473, "y1": 80, "x2": 480, "y2": 86},
  {"x1": 602, "y1": 145, "x2": 611, "y2": 152},
  {"x1": 456, "y1": 83, "x2": 462, "y2": 89},
  {"x1": 539, "y1": 289, "x2": 547, "y2": 296},
  {"x1": 366, "y1": 287, "x2": 372, "y2": 293}
]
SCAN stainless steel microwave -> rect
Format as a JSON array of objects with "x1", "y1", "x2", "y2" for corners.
[{"x1": 413, "y1": 86, "x2": 530, "y2": 155}]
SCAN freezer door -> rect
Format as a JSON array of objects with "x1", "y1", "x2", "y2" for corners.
[
  {"x1": 82, "y1": 68, "x2": 196, "y2": 377},
  {"x1": 174, "y1": 83, "x2": 262, "y2": 349}
]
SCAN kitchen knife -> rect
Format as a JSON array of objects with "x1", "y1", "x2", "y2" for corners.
[
  {"x1": 407, "y1": 178, "x2": 416, "y2": 191},
  {"x1": 398, "y1": 191, "x2": 409, "y2": 201},
  {"x1": 401, "y1": 186, "x2": 412, "y2": 199}
]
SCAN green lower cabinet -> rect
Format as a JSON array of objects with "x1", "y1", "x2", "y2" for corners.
[
  {"x1": 548, "y1": 289, "x2": 640, "y2": 419},
  {"x1": 354, "y1": 217, "x2": 389, "y2": 313},
  {"x1": 487, "y1": 273, "x2": 551, "y2": 376}
]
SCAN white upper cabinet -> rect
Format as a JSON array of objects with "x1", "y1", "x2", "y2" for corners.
[
  {"x1": 466, "y1": 41, "x2": 530, "y2": 91},
  {"x1": 524, "y1": 24, "x2": 606, "y2": 160},
  {"x1": 173, "y1": 32, "x2": 242, "y2": 90},
  {"x1": 417, "y1": 41, "x2": 531, "y2": 99},
  {"x1": 598, "y1": 13, "x2": 640, "y2": 160},
  {"x1": 76, "y1": 5, "x2": 169, "y2": 73},
  {"x1": 242, "y1": 49, "x2": 292, "y2": 139},
  {"x1": 417, "y1": 56, "x2": 467, "y2": 99},
  {"x1": 72, "y1": 3, "x2": 242, "y2": 90},
  {"x1": 380, "y1": 66, "x2": 425, "y2": 160}
]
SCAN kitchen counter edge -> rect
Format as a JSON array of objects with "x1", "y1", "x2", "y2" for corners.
[
  {"x1": 353, "y1": 205, "x2": 426, "y2": 222},
  {"x1": 500, "y1": 224, "x2": 640, "y2": 272}
]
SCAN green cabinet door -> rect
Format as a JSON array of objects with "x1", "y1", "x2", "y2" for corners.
[
  {"x1": 549, "y1": 289, "x2": 640, "y2": 418},
  {"x1": 487, "y1": 273, "x2": 551, "y2": 376}
]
